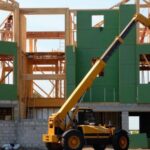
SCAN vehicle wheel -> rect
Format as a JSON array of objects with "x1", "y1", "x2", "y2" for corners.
[
  {"x1": 93, "y1": 144, "x2": 105, "y2": 150},
  {"x1": 46, "y1": 143, "x2": 63, "y2": 150},
  {"x1": 112, "y1": 130, "x2": 129, "y2": 150},
  {"x1": 62, "y1": 129, "x2": 84, "y2": 150}
]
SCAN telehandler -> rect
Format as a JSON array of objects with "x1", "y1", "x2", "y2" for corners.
[{"x1": 43, "y1": 13, "x2": 150, "y2": 150}]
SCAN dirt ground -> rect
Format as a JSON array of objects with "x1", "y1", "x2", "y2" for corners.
[
  {"x1": 83, "y1": 148, "x2": 148, "y2": 150},
  {"x1": 83, "y1": 149, "x2": 148, "y2": 150}
]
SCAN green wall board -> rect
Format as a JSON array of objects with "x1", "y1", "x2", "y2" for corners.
[
  {"x1": 76, "y1": 10, "x2": 119, "y2": 102},
  {"x1": 67, "y1": 4, "x2": 150, "y2": 103},
  {"x1": 137, "y1": 85, "x2": 150, "y2": 103},
  {"x1": 0, "y1": 85, "x2": 17, "y2": 100},
  {"x1": 77, "y1": 10, "x2": 119, "y2": 30},
  {"x1": 119, "y1": 65, "x2": 136, "y2": 84},
  {"x1": 77, "y1": 29, "x2": 119, "y2": 49},
  {"x1": 119, "y1": 85, "x2": 136, "y2": 103},
  {"x1": 119, "y1": 5, "x2": 136, "y2": 45},
  {"x1": 0, "y1": 41, "x2": 17, "y2": 100},
  {"x1": 148, "y1": 138, "x2": 150, "y2": 148},
  {"x1": 66, "y1": 46, "x2": 76, "y2": 97},
  {"x1": 119, "y1": 45, "x2": 136, "y2": 65},
  {"x1": 77, "y1": 10, "x2": 119, "y2": 49},
  {"x1": 119, "y1": 5, "x2": 137, "y2": 103},
  {"x1": 136, "y1": 44, "x2": 150, "y2": 103},
  {"x1": 129, "y1": 133, "x2": 148, "y2": 148}
]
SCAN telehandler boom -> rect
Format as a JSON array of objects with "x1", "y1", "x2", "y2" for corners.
[{"x1": 43, "y1": 13, "x2": 150, "y2": 150}]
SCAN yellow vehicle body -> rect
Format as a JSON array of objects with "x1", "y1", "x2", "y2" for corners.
[
  {"x1": 43, "y1": 13, "x2": 150, "y2": 150},
  {"x1": 43, "y1": 125, "x2": 114, "y2": 142}
]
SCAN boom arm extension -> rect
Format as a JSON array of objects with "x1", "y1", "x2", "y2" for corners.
[{"x1": 50, "y1": 14, "x2": 150, "y2": 130}]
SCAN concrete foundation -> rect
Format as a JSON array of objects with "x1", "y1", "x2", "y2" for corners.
[
  {"x1": 0, "y1": 120, "x2": 47, "y2": 149},
  {"x1": 122, "y1": 111, "x2": 129, "y2": 132}
]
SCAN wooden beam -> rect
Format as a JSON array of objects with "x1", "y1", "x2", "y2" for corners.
[
  {"x1": 65, "y1": 9, "x2": 70, "y2": 45},
  {"x1": 140, "y1": 4, "x2": 150, "y2": 8},
  {"x1": 33, "y1": 66, "x2": 64, "y2": 71},
  {"x1": 28, "y1": 59, "x2": 62, "y2": 65},
  {"x1": 26, "y1": 52, "x2": 65, "y2": 64},
  {"x1": 14, "y1": 3, "x2": 19, "y2": 45},
  {"x1": 26, "y1": 52, "x2": 65, "y2": 57},
  {"x1": 19, "y1": 14, "x2": 26, "y2": 119},
  {"x1": 28, "y1": 98, "x2": 65, "y2": 108},
  {"x1": 0, "y1": 69, "x2": 13, "y2": 83},
  {"x1": 20, "y1": 8, "x2": 68, "y2": 15},
  {"x1": 20, "y1": 14, "x2": 26, "y2": 52},
  {"x1": 29, "y1": 39, "x2": 33, "y2": 52},
  {"x1": 27, "y1": 31, "x2": 65, "y2": 39},
  {"x1": 140, "y1": 66, "x2": 150, "y2": 70},
  {"x1": 24, "y1": 74, "x2": 65, "y2": 80},
  {"x1": 3, "y1": 67, "x2": 13, "y2": 72},
  {"x1": 9, "y1": 0, "x2": 16, "y2": 3},
  {"x1": 0, "y1": 1, "x2": 15, "y2": 11}
]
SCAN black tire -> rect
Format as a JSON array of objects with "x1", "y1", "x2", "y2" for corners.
[
  {"x1": 62, "y1": 129, "x2": 84, "y2": 150},
  {"x1": 93, "y1": 144, "x2": 105, "y2": 150},
  {"x1": 46, "y1": 143, "x2": 63, "y2": 150},
  {"x1": 112, "y1": 130, "x2": 129, "y2": 150}
]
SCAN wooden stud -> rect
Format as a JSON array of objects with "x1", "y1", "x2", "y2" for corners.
[
  {"x1": 65, "y1": 9, "x2": 70, "y2": 46},
  {"x1": 29, "y1": 39, "x2": 33, "y2": 52},
  {"x1": 20, "y1": 14, "x2": 26, "y2": 52},
  {"x1": 27, "y1": 32, "x2": 65, "y2": 39},
  {"x1": 0, "y1": 1, "x2": 15, "y2": 11},
  {"x1": 20, "y1": 8, "x2": 68, "y2": 15},
  {"x1": 13, "y1": 2, "x2": 19, "y2": 45},
  {"x1": 24, "y1": 74, "x2": 65, "y2": 80},
  {"x1": 28, "y1": 98, "x2": 65, "y2": 108}
]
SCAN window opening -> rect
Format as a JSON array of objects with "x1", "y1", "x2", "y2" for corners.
[
  {"x1": 92, "y1": 57, "x2": 104, "y2": 77},
  {"x1": 129, "y1": 116, "x2": 140, "y2": 134},
  {"x1": 0, "y1": 54, "x2": 14, "y2": 85},
  {"x1": 139, "y1": 54, "x2": 150, "y2": 84},
  {"x1": 92, "y1": 15, "x2": 104, "y2": 28},
  {"x1": 0, "y1": 11, "x2": 14, "y2": 41}
]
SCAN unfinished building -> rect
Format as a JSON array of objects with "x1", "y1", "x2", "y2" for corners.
[{"x1": 0, "y1": 0, "x2": 150, "y2": 148}]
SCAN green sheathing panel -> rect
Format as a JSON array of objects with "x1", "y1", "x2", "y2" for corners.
[
  {"x1": 0, "y1": 41, "x2": 17, "y2": 100},
  {"x1": 136, "y1": 44, "x2": 150, "y2": 103},
  {"x1": 67, "y1": 5, "x2": 150, "y2": 103},
  {"x1": 66, "y1": 46, "x2": 76, "y2": 97},
  {"x1": 119, "y1": 5, "x2": 137, "y2": 103},
  {"x1": 129, "y1": 133, "x2": 148, "y2": 148},
  {"x1": 148, "y1": 138, "x2": 150, "y2": 148},
  {"x1": 77, "y1": 10, "x2": 119, "y2": 102}
]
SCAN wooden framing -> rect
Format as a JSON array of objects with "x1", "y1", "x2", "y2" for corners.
[
  {"x1": 65, "y1": 9, "x2": 70, "y2": 45},
  {"x1": 28, "y1": 98, "x2": 65, "y2": 108},
  {"x1": 20, "y1": 8, "x2": 68, "y2": 15},
  {"x1": 24, "y1": 74, "x2": 65, "y2": 80},
  {"x1": 135, "y1": 0, "x2": 150, "y2": 44},
  {"x1": 13, "y1": 2, "x2": 19, "y2": 45},
  {"x1": 27, "y1": 32, "x2": 65, "y2": 39},
  {"x1": 17, "y1": 8, "x2": 68, "y2": 118},
  {"x1": 19, "y1": 14, "x2": 27, "y2": 118},
  {"x1": 0, "y1": 1, "x2": 16, "y2": 11}
]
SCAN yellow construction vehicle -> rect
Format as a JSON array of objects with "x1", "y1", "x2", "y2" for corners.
[{"x1": 43, "y1": 13, "x2": 150, "y2": 150}]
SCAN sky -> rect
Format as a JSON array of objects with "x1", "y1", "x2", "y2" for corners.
[
  {"x1": 0, "y1": 0, "x2": 136, "y2": 25},
  {"x1": 16, "y1": 0, "x2": 133, "y2": 9}
]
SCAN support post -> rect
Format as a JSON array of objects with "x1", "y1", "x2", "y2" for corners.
[{"x1": 122, "y1": 111, "x2": 129, "y2": 132}]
